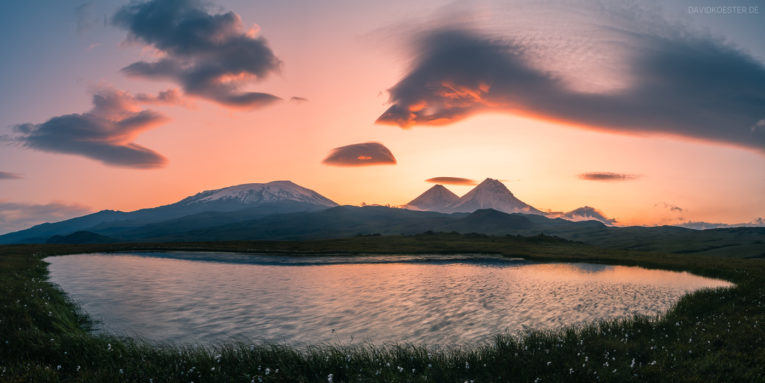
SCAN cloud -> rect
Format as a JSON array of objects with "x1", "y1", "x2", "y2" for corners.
[
  {"x1": 678, "y1": 221, "x2": 728, "y2": 230},
  {"x1": 753, "y1": 119, "x2": 765, "y2": 132},
  {"x1": 113, "y1": 0, "x2": 282, "y2": 108},
  {"x1": 578, "y1": 172, "x2": 639, "y2": 181},
  {"x1": 655, "y1": 202, "x2": 685, "y2": 213},
  {"x1": 133, "y1": 88, "x2": 186, "y2": 105},
  {"x1": 0, "y1": 172, "x2": 22, "y2": 180},
  {"x1": 426, "y1": 177, "x2": 477, "y2": 185},
  {"x1": 560, "y1": 206, "x2": 616, "y2": 225},
  {"x1": 289, "y1": 96, "x2": 309, "y2": 103},
  {"x1": 322, "y1": 142, "x2": 397, "y2": 166},
  {"x1": 679, "y1": 217, "x2": 765, "y2": 230},
  {"x1": 0, "y1": 201, "x2": 91, "y2": 235},
  {"x1": 377, "y1": 25, "x2": 765, "y2": 152},
  {"x1": 76, "y1": 2, "x2": 100, "y2": 33},
  {"x1": 668, "y1": 205, "x2": 684, "y2": 213},
  {"x1": 13, "y1": 88, "x2": 170, "y2": 168}
]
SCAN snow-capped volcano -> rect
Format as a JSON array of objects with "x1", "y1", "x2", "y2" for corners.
[
  {"x1": 406, "y1": 184, "x2": 460, "y2": 212},
  {"x1": 449, "y1": 178, "x2": 543, "y2": 214},
  {"x1": 178, "y1": 180, "x2": 337, "y2": 208},
  {"x1": 405, "y1": 178, "x2": 542, "y2": 215},
  {"x1": 0, "y1": 180, "x2": 338, "y2": 243}
]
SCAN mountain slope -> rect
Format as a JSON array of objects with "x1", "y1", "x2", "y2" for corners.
[
  {"x1": 448, "y1": 178, "x2": 543, "y2": 214},
  {"x1": 46, "y1": 231, "x2": 116, "y2": 244},
  {"x1": 0, "y1": 210, "x2": 127, "y2": 244},
  {"x1": 138, "y1": 206, "x2": 460, "y2": 242},
  {"x1": 441, "y1": 209, "x2": 533, "y2": 233},
  {"x1": 406, "y1": 184, "x2": 460, "y2": 212},
  {"x1": 0, "y1": 181, "x2": 338, "y2": 244},
  {"x1": 136, "y1": 207, "x2": 576, "y2": 242},
  {"x1": 173, "y1": 181, "x2": 337, "y2": 210}
]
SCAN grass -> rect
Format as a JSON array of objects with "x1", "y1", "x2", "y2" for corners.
[{"x1": 1, "y1": 233, "x2": 764, "y2": 382}]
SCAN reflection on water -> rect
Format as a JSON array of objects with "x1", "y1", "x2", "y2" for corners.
[{"x1": 45, "y1": 253, "x2": 732, "y2": 347}]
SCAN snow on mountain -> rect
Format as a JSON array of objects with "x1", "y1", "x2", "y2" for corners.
[
  {"x1": 406, "y1": 184, "x2": 460, "y2": 212},
  {"x1": 448, "y1": 178, "x2": 543, "y2": 215},
  {"x1": 561, "y1": 206, "x2": 616, "y2": 225},
  {"x1": 177, "y1": 180, "x2": 338, "y2": 208}
]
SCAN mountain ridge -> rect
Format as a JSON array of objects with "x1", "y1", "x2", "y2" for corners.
[
  {"x1": 0, "y1": 181, "x2": 337, "y2": 243},
  {"x1": 407, "y1": 178, "x2": 543, "y2": 215}
]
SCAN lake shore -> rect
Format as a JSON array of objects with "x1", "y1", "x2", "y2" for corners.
[{"x1": 1, "y1": 233, "x2": 764, "y2": 382}]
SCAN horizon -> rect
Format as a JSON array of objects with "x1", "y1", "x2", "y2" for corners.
[
  {"x1": 1, "y1": 0, "x2": 765, "y2": 233},
  {"x1": 1, "y1": 177, "x2": 761, "y2": 235}
]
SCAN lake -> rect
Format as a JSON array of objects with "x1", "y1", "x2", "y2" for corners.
[{"x1": 45, "y1": 252, "x2": 733, "y2": 347}]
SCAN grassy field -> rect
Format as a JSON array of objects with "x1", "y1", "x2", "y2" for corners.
[{"x1": 1, "y1": 233, "x2": 764, "y2": 382}]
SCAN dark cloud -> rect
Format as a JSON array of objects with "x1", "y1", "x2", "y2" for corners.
[
  {"x1": 133, "y1": 88, "x2": 186, "y2": 105},
  {"x1": 0, "y1": 172, "x2": 22, "y2": 180},
  {"x1": 75, "y1": 2, "x2": 99, "y2": 33},
  {"x1": 14, "y1": 88, "x2": 170, "y2": 168},
  {"x1": 378, "y1": 27, "x2": 765, "y2": 152},
  {"x1": 0, "y1": 201, "x2": 91, "y2": 235},
  {"x1": 579, "y1": 172, "x2": 638, "y2": 181},
  {"x1": 289, "y1": 96, "x2": 309, "y2": 103},
  {"x1": 114, "y1": 0, "x2": 281, "y2": 108},
  {"x1": 426, "y1": 177, "x2": 477, "y2": 185},
  {"x1": 655, "y1": 202, "x2": 685, "y2": 213},
  {"x1": 322, "y1": 142, "x2": 397, "y2": 166}
]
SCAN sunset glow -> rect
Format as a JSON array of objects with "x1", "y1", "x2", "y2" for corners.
[{"x1": 1, "y1": 0, "x2": 764, "y2": 233}]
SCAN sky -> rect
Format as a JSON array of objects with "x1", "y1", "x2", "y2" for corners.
[{"x1": 1, "y1": 0, "x2": 764, "y2": 233}]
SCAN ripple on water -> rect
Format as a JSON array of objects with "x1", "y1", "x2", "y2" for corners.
[{"x1": 45, "y1": 253, "x2": 733, "y2": 346}]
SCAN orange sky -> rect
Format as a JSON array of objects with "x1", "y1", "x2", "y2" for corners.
[{"x1": 1, "y1": 0, "x2": 764, "y2": 232}]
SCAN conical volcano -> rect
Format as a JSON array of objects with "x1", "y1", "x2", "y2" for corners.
[
  {"x1": 448, "y1": 178, "x2": 542, "y2": 214},
  {"x1": 406, "y1": 184, "x2": 460, "y2": 212}
]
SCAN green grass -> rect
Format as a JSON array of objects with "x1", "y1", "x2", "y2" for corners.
[{"x1": 1, "y1": 233, "x2": 764, "y2": 382}]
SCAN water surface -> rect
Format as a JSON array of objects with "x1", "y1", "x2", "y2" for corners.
[{"x1": 46, "y1": 252, "x2": 732, "y2": 346}]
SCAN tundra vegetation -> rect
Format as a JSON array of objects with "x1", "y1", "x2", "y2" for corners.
[{"x1": 1, "y1": 233, "x2": 763, "y2": 382}]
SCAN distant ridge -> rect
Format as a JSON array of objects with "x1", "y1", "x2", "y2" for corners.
[{"x1": 406, "y1": 184, "x2": 460, "y2": 212}]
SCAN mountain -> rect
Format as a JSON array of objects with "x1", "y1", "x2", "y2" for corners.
[
  {"x1": 46, "y1": 231, "x2": 116, "y2": 244},
  {"x1": 441, "y1": 209, "x2": 533, "y2": 233},
  {"x1": 0, "y1": 181, "x2": 337, "y2": 244},
  {"x1": 406, "y1": 184, "x2": 460, "y2": 212},
  {"x1": 561, "y1": 206, "x2": 616, "y2": 225},
  {"x1": 128, "y1": 206, "x2": 553, "y2": 242},
  {"x1": 89, "y1": 205, "x2": 765, "y2": 257},
  {"x1": 172, "y1": 181, "x2": 337, "y2": 210},
  {"x1": 0, "y1": 210, "x2": 128, "y2": 244},
  {"x1": 148, "y1": 205, "x2": 458, "y2": 242},
  {"x1": 448, "y1": 178, "x2": 543, "y2": 215}
]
